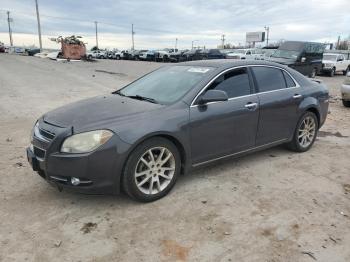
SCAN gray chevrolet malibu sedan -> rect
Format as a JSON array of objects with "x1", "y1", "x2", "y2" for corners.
[{"x1": 27, "y1": 60, "x2": 329, "y2": 202}]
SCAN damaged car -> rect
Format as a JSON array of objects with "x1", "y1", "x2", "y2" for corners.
[{"x1": 27, "y1": 60, "x2": 329, "y2": 202}]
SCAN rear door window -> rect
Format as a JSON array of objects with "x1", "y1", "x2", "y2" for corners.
[
  {"x1": 252, "y1": 67, "x2": 286, "y2": 92},
  {"x1": 208, "y1": 68, "x2": 251, "y2": 98}
]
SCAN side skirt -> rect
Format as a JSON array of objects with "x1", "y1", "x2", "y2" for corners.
[{"x1": 192, "y1": 139, "x2": 289, "y2": 168}]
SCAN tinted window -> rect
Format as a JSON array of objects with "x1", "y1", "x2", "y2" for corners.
[
  {"x1": 282, "y1": 71, "x2": 296, "y2": 87},
  {"x1": 208, "y1": 68, "x2": 251, "y2": 98},
  {"x1": 252, "y1": 67, "x2": 286, "y2": 92}
]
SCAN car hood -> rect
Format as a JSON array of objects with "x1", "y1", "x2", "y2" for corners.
[
  {"x1": 43, "y1": 94, "x2": 163, "y2": 131},
  {"x1": 227, "y1": 53, "x2": 244, "y2": 56},
  {"x1": 322, "y1": 60, "x2": 336, "y2": 64}
]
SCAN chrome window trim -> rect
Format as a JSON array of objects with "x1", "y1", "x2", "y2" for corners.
[{"x1": 190, "y1": 64, "x2": 301, "y2": 107}]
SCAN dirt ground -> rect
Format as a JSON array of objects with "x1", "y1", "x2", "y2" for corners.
[{"x1": 0, "y1": 54, "x2": 349, "y2": 262}]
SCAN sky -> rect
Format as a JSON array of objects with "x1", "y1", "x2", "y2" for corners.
[{"x1": 0, "y1": 0, "x2": 349, "y2": 50}]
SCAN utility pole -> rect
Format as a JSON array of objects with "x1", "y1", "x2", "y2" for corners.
[
  {"x1": 336, "y1": 35, "x2": 341, "y2": 49},
  {"x1": 221, "y1": 34, "x2": 225, "y2": 48},
  {"x1": 175, "y1": 38, "x2": 178, "y2": 51},
  {"x1": 7, "y1": 11, "x2": 13, "y2": 47},
  {"x1": 191, "y1": 40, "x2": 198, "y2": 49},
  {"x1": 34, "y1": 0, "x2": 42, "y2": 51},
  {"x1": 264, "y1": 26, "x2": 270, "y2": 46},
  {"x1": 131, "y1": 23, "x2": 135, "y2": 50},
  {"x1": 94, "y1": 21, "x2": 98, "y2": 49}
]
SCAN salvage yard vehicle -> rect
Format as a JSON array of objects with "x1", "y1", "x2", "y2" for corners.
[
  {"x1": 182, "y1": 49, "x2": 202, "y2": 61},
  {"x1": 0, "y1": 42, "x2": 6, "y2": 53},
  {"x1": 322, "y1": 53, "x2": 350, "y2": 77},
  {"x1": 86, "y1": 50, "x2": 107, "y2": 59},
  {"x1": 139, "y1": 50, "x2": 156, "y2": 61},
  {"x1": 341, "y1": 72, "x2": 350, "y2": 107},
  {"x1": 225, "y1": 49, "x2": 256, "y2": 60},
  {"x1": 200, "y1": 49, "x2": 225, "y2": 59},
  {"x1": 27, "y1": 60, "x2": 329, "y2": 202},
  {"x1": 269, "y1": 41, "x2": 325, "y2": 78}
]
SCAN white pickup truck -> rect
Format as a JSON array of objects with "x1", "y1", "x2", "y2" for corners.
[
  {"x1": 86, "y1": 50, "x2": 107, "y2": 59},
  {"x1": 322, "y1": 53, "x2": 350, "y2": 77}
]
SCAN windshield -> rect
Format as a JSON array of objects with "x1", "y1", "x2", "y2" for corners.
[
  {"x1": 323, "y1": 54, "x2": 337, "y2": 61},
  {"x1": 117, "y1": 66, "x2": 213, "y2": 104},
  {"x1": 271, "y1": 49, "x2": 300, "y2": 60}
]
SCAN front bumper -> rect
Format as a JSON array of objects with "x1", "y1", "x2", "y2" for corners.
[
  {"x1": 341, "y1": 84, "x2": 350, "y2": 101},
  {"x1": 26, "y1": 119, "x2": 131, "y2": 194}
]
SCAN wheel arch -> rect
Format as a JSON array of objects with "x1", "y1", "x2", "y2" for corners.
[{"x1": 304, "y1": 106, "x2": 320, "y2": 127}]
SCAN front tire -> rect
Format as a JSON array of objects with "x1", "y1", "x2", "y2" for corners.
[
  {"x1": 122, "y1": 137, "x2": 181, "y2": 202},
  {"x1": 287, "y1": 111, "x2": 318, "y2": 152},
  {"x1": 329, "y1": 68, "x2": 335, "y2": 77}
]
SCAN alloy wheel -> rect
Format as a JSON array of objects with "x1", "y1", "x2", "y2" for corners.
[
  {"x1": 134, "y1": 147, "x2": 175, "y2": 195},
  {"x1": 298, "y1": 116, "x2": 316, "y2": 148}
]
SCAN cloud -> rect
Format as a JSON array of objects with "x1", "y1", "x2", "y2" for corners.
[{"x1": 0, "y1": 0, "x2": 349, "y2": 49}]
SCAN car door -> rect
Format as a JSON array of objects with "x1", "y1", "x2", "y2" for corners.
[
  {"x1": 337, "y1": 55, "x2": 346, "y2": 71},
  {"x1": 190, "y1": 67, "x2": 259, "y2": 164},
  {"x1": 251, "y1": 66, "x2": 301, "y2": 146}
]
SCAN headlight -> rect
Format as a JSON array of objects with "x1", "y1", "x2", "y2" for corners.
[{"x1": 61, "y1": 130, "x2": 113, "y2": 153}]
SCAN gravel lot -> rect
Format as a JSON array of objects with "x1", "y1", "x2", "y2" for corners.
[{"x1": 1, "y1": 54, "x2": 349, "y2": 262}]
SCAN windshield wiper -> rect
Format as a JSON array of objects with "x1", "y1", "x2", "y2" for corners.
[
  {"x1": 125, "y1": 95, "x2": 158, "y2": 104},
  {"x1": 113, "y1": 90, "x2": 126, "y2": 96}
]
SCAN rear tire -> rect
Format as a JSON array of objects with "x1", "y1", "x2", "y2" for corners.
[
  {"x1": 343, "y1": 67, "x2": 349, "y2": 76},
  {"x1": 287, "y1": 111, "x2": 318, "y2": 152},
  {"x1": 309, "y1": 68, "x2": 317, "y2": 78},
  {"x1": 122, "y1": 137, "x2": 181, "y2": 202},
  {"x1": 343, "y1": 100, "x2": 350, "y2": 107}
]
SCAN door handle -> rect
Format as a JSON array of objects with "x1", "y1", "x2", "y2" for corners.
[
  {"x1": 245, "y1": 102, "x2": 258, "y2": 110},
  {"x1": 293, "y1": 94, "x2": 303, "y2": 99}
]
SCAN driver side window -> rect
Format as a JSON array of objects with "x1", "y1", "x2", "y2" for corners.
[{"x1": 207, "y1": 68, "x2": 251, "y2": 98}]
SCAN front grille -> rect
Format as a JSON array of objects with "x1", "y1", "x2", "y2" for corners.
[
  {"x1": 39, "y1": 128, "x2": 55, "y2": 140},
  {"x1": 33, "y1": 146, "x2": 45, "y2": 159}
]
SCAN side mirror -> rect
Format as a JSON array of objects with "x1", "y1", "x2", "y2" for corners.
[
  {"x1": 338, "y1": 58, "x2": 343, "y2": 62},
  {"x1": 301, "y1": 57, "x2": 306, "y2": 63},
  {"x1": 198, "y1": 90, "x2": 228, "y2": 105}
]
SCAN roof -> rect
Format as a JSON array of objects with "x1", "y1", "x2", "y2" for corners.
[{"x1": 178, "y1": 59, "x2": 287, "y2": 70}]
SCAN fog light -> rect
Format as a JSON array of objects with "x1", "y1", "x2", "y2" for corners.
[{"x1": 71, "y1": 177, "x2": 80, "y2": 186}]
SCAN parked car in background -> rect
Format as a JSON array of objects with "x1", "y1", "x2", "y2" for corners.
[
  {"x1": 139, "y1": 50, "x2": 157, "y2": 61},
  {"x1": 169, "y1": 50, "x2": 188, "y2": 62},
  {"x1": 129, "y1": 50, "x2": 147, "y2": 60},
  {"x1": 321, "y1": 53, "x2": 350, "y2": 77},
  {"x1": 269, "y1": 41, "x2": 325, "y2": 78},
  {"x1": 27, "y1": 60, "x2": 329, "y2": 202},
  {"x1": 0, "y1": 42, "x2": 5, "y2": 53},
  {"x1": 341, "y1": 72, "x2": 350, "y2": 107},
  {"x1": 86, "y1": 50, "x2": 107, "y2": 59},
  {"x1": 225, "y1": 49, "x2": 260, "y2": 60},
  {"x1": 26, "y1": 48, "x2": 41, "y2": 56},
  {"x1": 182, "y1": 49, "x2": 202, "y2": 61},
  {"x1": 200, "y1": 49, "x2": 225, "y2": 59}
]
